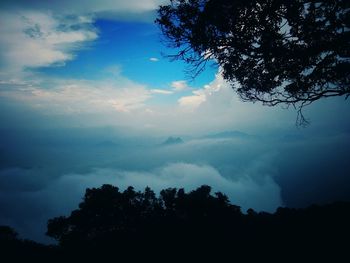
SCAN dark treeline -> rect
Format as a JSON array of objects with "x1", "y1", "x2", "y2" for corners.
[{"x1": 1, "y1": 184, "x2": 349, "y2": 262}]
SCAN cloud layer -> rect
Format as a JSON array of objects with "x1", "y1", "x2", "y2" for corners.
[
  {"x1": 1, "y1": 122, "x2": 349, "y2": 243},
  {"x1": 0, "y1": 159, "x2": 282, "y2": 243}
]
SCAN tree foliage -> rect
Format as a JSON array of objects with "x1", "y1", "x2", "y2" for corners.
[
  {"x1": 156, "y1": 0, "x2": 350, "y2": 124},
  {"x1": 1, "y1": 185, "x2": 350, "y2": 261},
  {"x1": 44, "y1": 184, "x2": 350, "y2": 261},
  {"x1": 0, "y1": 226, "x2": 18, "y2": 241},
  {"x1": 46, "y1": 184, "x2": 239, "y2": 249}
]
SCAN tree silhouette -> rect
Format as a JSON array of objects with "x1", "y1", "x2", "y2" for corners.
[
  {"x1": 156, "y1": 0, "x2": 350, "y2": 124},
  {"x1": 0, "y1": 226, "x2": 18, "y2": 242},
  {"x1": 1, "y1": 185, "x2": 349, "y2": 261},
  {"x1": 46, "y1": 184, "x2": 244, "y2": 260},
  {"x1": 44, "y1": 184, "x2": 350, "y2": 261},
  {"x1": 0, "y1": 225, "x2": 56, "y2": 262}
]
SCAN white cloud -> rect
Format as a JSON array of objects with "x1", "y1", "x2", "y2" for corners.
[
  {"x1": 177, "y1": 74, "x2": 224, "y2": 109},
  {"x1": 168, "y1": 72, "x2": 299, "y2": 134},
  {"x1": 149, "y1": 57, "x2": 159, "y2": 62},
  {"x1": 171, "y1": 80, "x2": 189, "y2": 92},
  {"x1": 0, "y1": 78, "x2": 152, "y2": 114},
  {"x1": 150, "y1": 89, "x2": 173, "y2": 95},
  {"x1": 178, "y1": 90, "x2": 207, "y2": 109},
  {"x1": 0, "y1": 11, "x2": 97, "y2": 75}
]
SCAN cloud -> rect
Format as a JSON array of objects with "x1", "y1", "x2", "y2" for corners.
[
  {"x1": 0, "y1": 70, "x2": 283, "y2": 135},
  {"x1": 0, "y1": 78, "x2": 152, "y2": 114},
  {"x1": 150, "y1": 89, "x2": 173, "y2": 95},
  {"x1": 178, "y1": 90, "x2": 207, "y2": 109},
  {"x1": 62, "y1": 162, "x2": 282, "y2": 213},
  {"x1": 177, "y1": 74, "x2": 225, "y2": 109},
  {"x1": 169, "y1": 72, "x2": 302, "y2": 134},
  {"x1": 149, "y1": 57, "x2": 159, "y2": 62},
  {"x1": 171, "y1": 80, "x2": 189, "y2": 92},
  {"x1": 0, "y1": 11, "x2": 97, "y2": 75},
  {"x1": 0, "y1": 67, "x2": 279, "y2": 134}
]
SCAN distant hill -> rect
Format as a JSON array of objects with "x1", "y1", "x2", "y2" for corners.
[{"x1": 162, "y1": 137, "x2": 184, "y2": 145}]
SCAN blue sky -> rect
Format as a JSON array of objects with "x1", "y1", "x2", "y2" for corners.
[
  {"x1": 35, "y1": 18, "x2": 218, "y2": 107},
  {"x1": 0, "y1": 0, "x2": 349, "y2": 243},
  {"x1": 36, "y1": 19, "x2": 217, "y2": 90}
]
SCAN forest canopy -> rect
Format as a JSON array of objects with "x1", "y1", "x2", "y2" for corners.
[{"x1": 1, "y1": 184, "x2": 349, "y2": 261}]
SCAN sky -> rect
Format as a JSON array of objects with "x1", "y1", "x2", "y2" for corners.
[{"x1": 0, "y1": 0, "x2": 350, "y2": 243}]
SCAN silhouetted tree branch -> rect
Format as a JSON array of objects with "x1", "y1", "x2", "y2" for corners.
[{"x1": 156, "y1": 0, "x2": 350, "y2": 124}]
